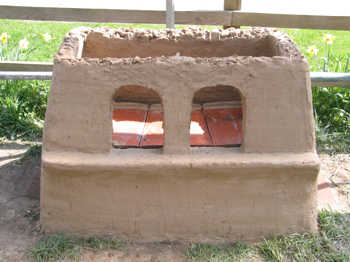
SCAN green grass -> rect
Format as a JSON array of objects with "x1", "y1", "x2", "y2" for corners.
[
  {"x1": 187, "y1": 210, "x2": 350, "y2": 262},
  {"x1": 29, "y1": 235, "x2": 124, "y2": 262},
  {"x1": 0, "y1": 20, "x2": 168, "y2": 62},
  {"x1": 256, "y1": 210, "x2": 350, "y2": 262},
  {"x1": 30, "y1": 210, "x2": 349, "y2": 262},
  {"x1": 284, "y1": 29, "x2": 350, "y2": 59},
  {"x1": 0, "y1": 20, "x2": 211, "y2": 62},
  {"x1": 29, "y1": 211, "x2": 350, "y2": 262},
  {"x1": 30, "y1": 235, "x2": 80, "y2": 262}
]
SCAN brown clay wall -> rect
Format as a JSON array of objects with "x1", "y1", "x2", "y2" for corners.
[
  {"x1": 44, "y1": 55, "x2": 314, "y2": 154},
  {"x1": 82, "y1": 33, "x2": 275, "y2": 58},
  {"x1": 41, "y1": 151, "x2": 319, "y2": 242}
]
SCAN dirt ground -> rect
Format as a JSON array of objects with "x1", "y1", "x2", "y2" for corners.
[
  {"x1": 0, "y1": 142, "x2": 41, "y2": 262},
  {"x1": 0, "y1": 141, "x2": 349, "y2": 262}
]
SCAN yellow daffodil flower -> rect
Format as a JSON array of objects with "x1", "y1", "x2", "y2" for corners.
[
  {"x1": 19, "y1": 38, "x2": 29, "y2": 50},
  {"x1": 323, "y1": 33, "x2": 335, "y2": 45},
  {"x1": 307, "y1": 45, "x2": 318, "y2": 57},
  {"x1": 41, "y1": 32, "x2": 52, "y2": 42},
  {"x1": 1, "y1": 32, "x2": 8, "y2": 44}
]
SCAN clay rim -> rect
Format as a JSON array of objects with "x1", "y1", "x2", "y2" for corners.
[{"x1": 55, "y1": 27, "x2": 304, "y2": 63}]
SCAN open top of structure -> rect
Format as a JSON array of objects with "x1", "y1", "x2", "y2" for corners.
[{"x1": 56, "y1": 27, "x2": 303, "y2": 61}]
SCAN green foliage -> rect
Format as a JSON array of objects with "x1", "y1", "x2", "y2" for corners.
[
  {"x1": 298, "y1": 34, "x2": 350, "y2": 153},
  {"x1": 0, "y1": 30, "x2": 41, "y2": 61},
  {"x1": 313, "y1": 87, "x2": 349, "y2": 134},
  {"x1": 30, "y1": 235, "x2": 81, "y2": 262},
  {"x1": 0, "y1": 26, "x2": 51, "y2": 141},
  {"x1": 29, "y1": 235, "x2": 124, "y2": 262},
  {"x1": 0, "y1": 39, "x2": 32, "y2": 61},
  {"x1": 0, "y1": 80, "x2": 49, "y2": 140},
  {"x1": 310, "y1": 43, "x2": 350, "y2": 139},
  {"x1": 258, "y1": 238, "x2": 284, "y2": 262}
]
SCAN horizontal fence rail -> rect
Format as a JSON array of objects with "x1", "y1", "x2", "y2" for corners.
[
  {"x1": 0, "y1": 5, "x2": 350, "y2": 30},
  {"x1": 0, "y1": 71, "x2": 52, "y2": 80},
  {"x1": 231, "y1": 12, "x2": 350, "y2": 30},
  {"x1": 0, "y1": 61, "x2": 53, "y2": 72},
  {"x1": 0, "y1": 64, "x2": 349, "y2": 88},
  {"x1": 0, "y1": 6, "x2": 232, "y2": 26},
  {"x1": 310, "y1": 72, "x2": 350, "y2": 88}
]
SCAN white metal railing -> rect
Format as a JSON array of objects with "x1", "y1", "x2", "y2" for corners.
[{"x1": 0, "y1": 65, "x2": 349, "y2": 88}]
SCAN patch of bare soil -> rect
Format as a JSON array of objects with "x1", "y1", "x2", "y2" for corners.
[
  {"x1": 0, "y1": 142, "x2": 40, "y2": 262},
  {"x1": 319, "y1": 153, "x2": 350, "y2": 209},
  {"x1": 78, "y1": 242, "x2": 187, "y2": 262}
]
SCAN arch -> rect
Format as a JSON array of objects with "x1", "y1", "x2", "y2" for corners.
[
  {"x1": 114, "y1": 85, "x2": 161, "y2": 104},
  {"x1": 191, "y1": 85, "x2": 244, "y2": 147},
  {"x1": 112, "y1": 85, "x2": 163, "y2": 148}
]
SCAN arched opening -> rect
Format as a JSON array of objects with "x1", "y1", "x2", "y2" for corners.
[
  {"x1": 191, "y1": 85, "x2": 243, "y2": 147},
  {"x1": 112, "y1": 85, "x2": 163, "y2": 148}
]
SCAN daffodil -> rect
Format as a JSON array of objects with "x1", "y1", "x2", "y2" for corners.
[
  {"x1": 323, "y1": 33, "x2": 335, "y2": 45},
  {"x1": 307, "y1": 45, "x2": 318, "y2": 57},
  {"x1": 41, "y1": 32, "x2": 52, "y2": 42},
  {"x1": 1, "y1": 32, "x2": 8, "y2": 44},
  {"x1": 19, "y1": 38, "x2": 29, "y2": 50}
]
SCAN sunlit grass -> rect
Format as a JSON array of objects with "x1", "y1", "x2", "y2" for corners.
[{"x1": 187, "y1": 210, "x2": 350, "y2": 262}]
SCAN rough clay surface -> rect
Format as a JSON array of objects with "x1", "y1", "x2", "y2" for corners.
[
  {"x1": 42, "y1": 27, "x2": 319, "y2": 241},
  {"x1": 46, "y1": 27, "x2": 314, "y2": 154},
  {"x1": 57, "y1": 27, "x2": 303, "y2": 60}
]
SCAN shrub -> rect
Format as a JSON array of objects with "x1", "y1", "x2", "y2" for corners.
[
  {"x1": 0, "y1": 31, "x2": 51, "y2": 140},
  {"x1": 306, "y1": 34, "x2": 350, "y2": 153},
  {"x1": 0, "y1": 80, "x2": 49, "y2": 140}
]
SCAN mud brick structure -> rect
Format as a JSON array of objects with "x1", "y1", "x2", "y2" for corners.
[{"x1": 41, "y1": 27, "x2": 320, "y2": 242}]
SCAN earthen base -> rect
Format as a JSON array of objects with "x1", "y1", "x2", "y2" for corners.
[{"x1": 41, "y1": 149, "x2": 319, "y2": 242}]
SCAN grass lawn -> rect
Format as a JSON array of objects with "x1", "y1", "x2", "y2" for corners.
[{"x1": 285, "y1": 28, "x2": 350, "y2": 57}]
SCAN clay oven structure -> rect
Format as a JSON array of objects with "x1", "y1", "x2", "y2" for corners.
[{"x1": 41, "y1": 27, "x2": 320, "y2": 242}]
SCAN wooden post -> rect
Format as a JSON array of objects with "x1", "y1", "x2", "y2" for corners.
[
  {"x1": 224, "y1": 0, "x2": 241, "y2": 10},
  {"x1": 224, "y1": 0, "x2": 241, "y2": 28},
  {"x1": 166, "y1": 0, "x2": 175, "y2": 29}
]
